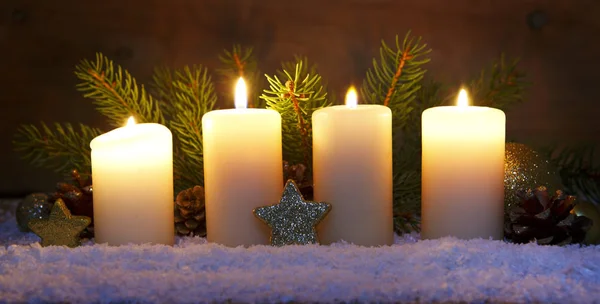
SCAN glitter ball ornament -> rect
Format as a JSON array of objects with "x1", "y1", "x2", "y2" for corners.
[
  {"x1": 253, "y1": 180, "x2": 331, "y2": 246},
  {"x1": 504, "y1": 143, "x2": 562, "y2": 210},
  {"x1": 16, "y1": 193, "x2": 52, "y2": 232}
]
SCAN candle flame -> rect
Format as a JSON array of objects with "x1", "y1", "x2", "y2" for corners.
[
  {"x1": 126, "y1": 116, "x2": 136, "y2": 127},
  {"x1": 235, "y1": 77, "x2": 248, "y2": 109},
  {"x1": 457, "y1": 88, "x2": 469, "y2": 107},
  {"x1": 345, "y1": 86, "x2": 358, "y2": 109}
]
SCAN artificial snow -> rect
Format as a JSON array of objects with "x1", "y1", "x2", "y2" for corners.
[{"x1": 1, "y1": 200, "x2": 600, "y2": 303}]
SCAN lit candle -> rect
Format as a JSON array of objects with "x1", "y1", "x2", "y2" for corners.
[
  {"x1": 90, "y1": 117, "x2": 174, "y2": 245},
  {"x1": 312, "y1": 87, "x2": 393, "y2": 246},
  {"x1": 202, "y1": 77, "x2": 283, "y2": 247},
  {"x1": 421, "y1": 88, "x2": 505, "y2": 240}
]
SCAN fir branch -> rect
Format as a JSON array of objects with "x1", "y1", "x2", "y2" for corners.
[
  {"x1": 547, "y1": 144, "x2": 600, "y2": 203},
  {"x1": 467, "y1": 54, "x2": 528, "y2": 110},
  {"x1": 218, "y1": 44, "x2": 253, "y2": 77},
  {"x1": 393, "y1": 170, "x2": 422, "y2": 234},
  {"x1": 151, "y1": 66, "x2": 179, "y2": 117},
  {"x1": 261, "y1": 59, "x2": 329, "y2": 167},
  {"x1": 383, "y1": 49, "x2": 412, "y2": 107},
  {"x1": 218, "y1": 45, "x2": 264, "y2": 108},
  {"x1": 287, "y1": 80, "x2": 311, "y2": 166},
  {"x1": 361, "y1": 32, "x2": 431, "y2": 129},
  {"x1": 278, "y1": 56, "x2": 317, "y2": 79},
  {"x1": 151, "y1": 64, "x2": 217, "y2": 192},
  {"x1": 13, "y1": 122, "x2": 103, "y2": 174},
  {"x1": 75, "y1": 53, "x2": 164, "y2": 127}
]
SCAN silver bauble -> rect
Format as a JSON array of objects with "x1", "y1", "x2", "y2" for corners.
[{"x1": 16, "y1": 193, "x2": 52, "y2": 232}]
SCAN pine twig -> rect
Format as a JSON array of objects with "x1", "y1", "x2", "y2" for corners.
[
  {"x1": 361, "y1": 32, "x2": 430, "y2": 109},
  {"x1": 233, "y1": 52, "x2": 245, "y2": 76},
  {"x1": 75, "y1": 53, "x2": 164, "y2": 127},
  {"x1": 547, "y1": 144, "x2": 600, "y2": 203},
  {"x1": 13, "y1": 122, "x2": 103, "y2": 174},
  {"x1": 284, "y1": 79, "x2": 311, "y2": 167},
  {"x1": 261, "y1": 59, "x2": 328, "y2": 167},
  {"x1": 467, "y1": 53, "x2": 528, "y2": 110},
  {"x1": 383, "y1": 48, "x2": 414, "y2": 107},
  {"x1": 151, "y1": 64, "x2": 217, "y2": 192},
  {"x1": 218, "y1": 45, "x2": 263, "y2": 108}
]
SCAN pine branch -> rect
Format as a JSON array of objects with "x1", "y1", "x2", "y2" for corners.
[
  {"x1": 151, "y1": 64, "x2": 217, "y2": 192},
  {"x1": 261, "y1": 59, "x2": 329, "y2": 167},
  {"x1": 467, "y1": 54, "x2": 528, "y2": 110},
  {"x1": 218, "y1": 44, "x2": 254, "y2": 78},
  {"x1": 218, "y1": 45, "x2": 265, "y2": 108},
  {"x1": 393, "y1": 170, "x2": 421, "y2": 234},
  {"x1": 547, "y1": 144, "x2": 600, "y2": 203},
  {"x1": 13, "y1": 122, "x2": 103, "y2": 174},
  {"x1": 75, "y1": 53, "x2": 164, "y2": 127},
  {"x1": 361, "y1": 32, "x2": 431, "y2": 129},
  {"x1": 151, "y1": 66, "x2": 179, "y2": 117}
]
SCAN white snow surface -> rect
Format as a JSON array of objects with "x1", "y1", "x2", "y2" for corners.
[{"x1": 1, "y1": 200, "x2": 600, "y2": 303}]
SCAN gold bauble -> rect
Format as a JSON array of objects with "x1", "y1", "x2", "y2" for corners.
[
  {"x1": 504, "y1": 143, "x2": 562, "y2": 210},
  {"x1": 573, "y1": 200, "x2": 600, "y2": 245}
]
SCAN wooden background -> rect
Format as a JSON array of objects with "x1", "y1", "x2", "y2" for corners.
[{"x1": 0, "y1": 0, "x2": 599, "y2": 195}]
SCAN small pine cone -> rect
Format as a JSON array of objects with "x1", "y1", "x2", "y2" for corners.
[
  {"x1": 174, "y1": 185, "x2": 206, "y2": 237},
  {"x1": 49, "y1": 169, "x2": 94, "y2": 224},
  {"x1": 505, "y1": 186, "x2": 593, "y2": 245}
]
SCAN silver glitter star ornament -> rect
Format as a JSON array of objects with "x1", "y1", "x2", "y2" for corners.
[{"x1": 253, "y1": 180, "x2": 331, "y2": 246}]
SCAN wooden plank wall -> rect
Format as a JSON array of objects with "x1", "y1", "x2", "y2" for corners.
[{"x1": 1, "y1": 0, "x2": 599, "y2": 194}]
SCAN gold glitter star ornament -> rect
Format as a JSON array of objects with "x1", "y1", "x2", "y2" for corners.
[
  {"x1": 28, "y1": 198, "x2": 91, "y2": 248},
  {"x1": 253, "y1": 180, "x2": 331, "y2": 246}
]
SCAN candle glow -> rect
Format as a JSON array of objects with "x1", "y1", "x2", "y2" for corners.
[
  {"x1": 235, "y1": 77, "x2": 248, "y2": 109},
  {"x1": 457, "y1": 89, "x2": 469, "y2": 107},
  {"x1": 126, "y1": 116, "x2": 135, "y2": 126},
  {"x1": 345, "y1": 87, "x2": 358, "y2": 109}
]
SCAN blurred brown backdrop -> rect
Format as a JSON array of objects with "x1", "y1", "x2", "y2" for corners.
[{"x1": 0, "y1": 0, "x2": 599, "y2": 195}]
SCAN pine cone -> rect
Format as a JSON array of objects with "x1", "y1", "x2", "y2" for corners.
[
  {"x1": 505, "y1": 186, "x2": 593, "y2": 245},
  {"x1": 174, "y1": 185, "x2": 206, "y2": 237},
  {"x1": 283, "y1": 161, "x2": 313, "y2": 200},
  {"x1": 49, "y1": 169, "x2": 94, "y2": 224}
]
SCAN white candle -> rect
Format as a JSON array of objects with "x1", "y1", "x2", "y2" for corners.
[
  {"x1": 313, "y1": 87, "x2": 393, "y2": 246},
  {"x1": 202, "y1": 77, "x2": 283, "y2": 247},
  {"x1": 90, "y1": 117, "x2": 174, "y2": 246},
  {"x1": 421, "y1": 89, "x2": 505, "y2": 240}
]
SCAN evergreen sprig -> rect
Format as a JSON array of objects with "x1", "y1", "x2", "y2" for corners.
[
  {"x1": 467, "y1": 54, "x2": 528, "y2": 110},
  {"x1": 152, "y1": 65, "x2": 217, "y2": 192},
  {"x1": 361, "y1": 32, "x2": 431, "y2": 129},
  {"x1": 548, "y1": 145, "x2": 600, "y2": 203},
  {"x1": 75, "y1": 53, "x2": 164, "y2": 126},
  {"x1": 261, "y1": 59, "x2": 329, "y2": 167},
  {"x1": 218, "y1": 45, "x2": 265, "y2": 108},
  {"x1": 13, "y1": 123, "x2": 102, "y2": 173}
]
